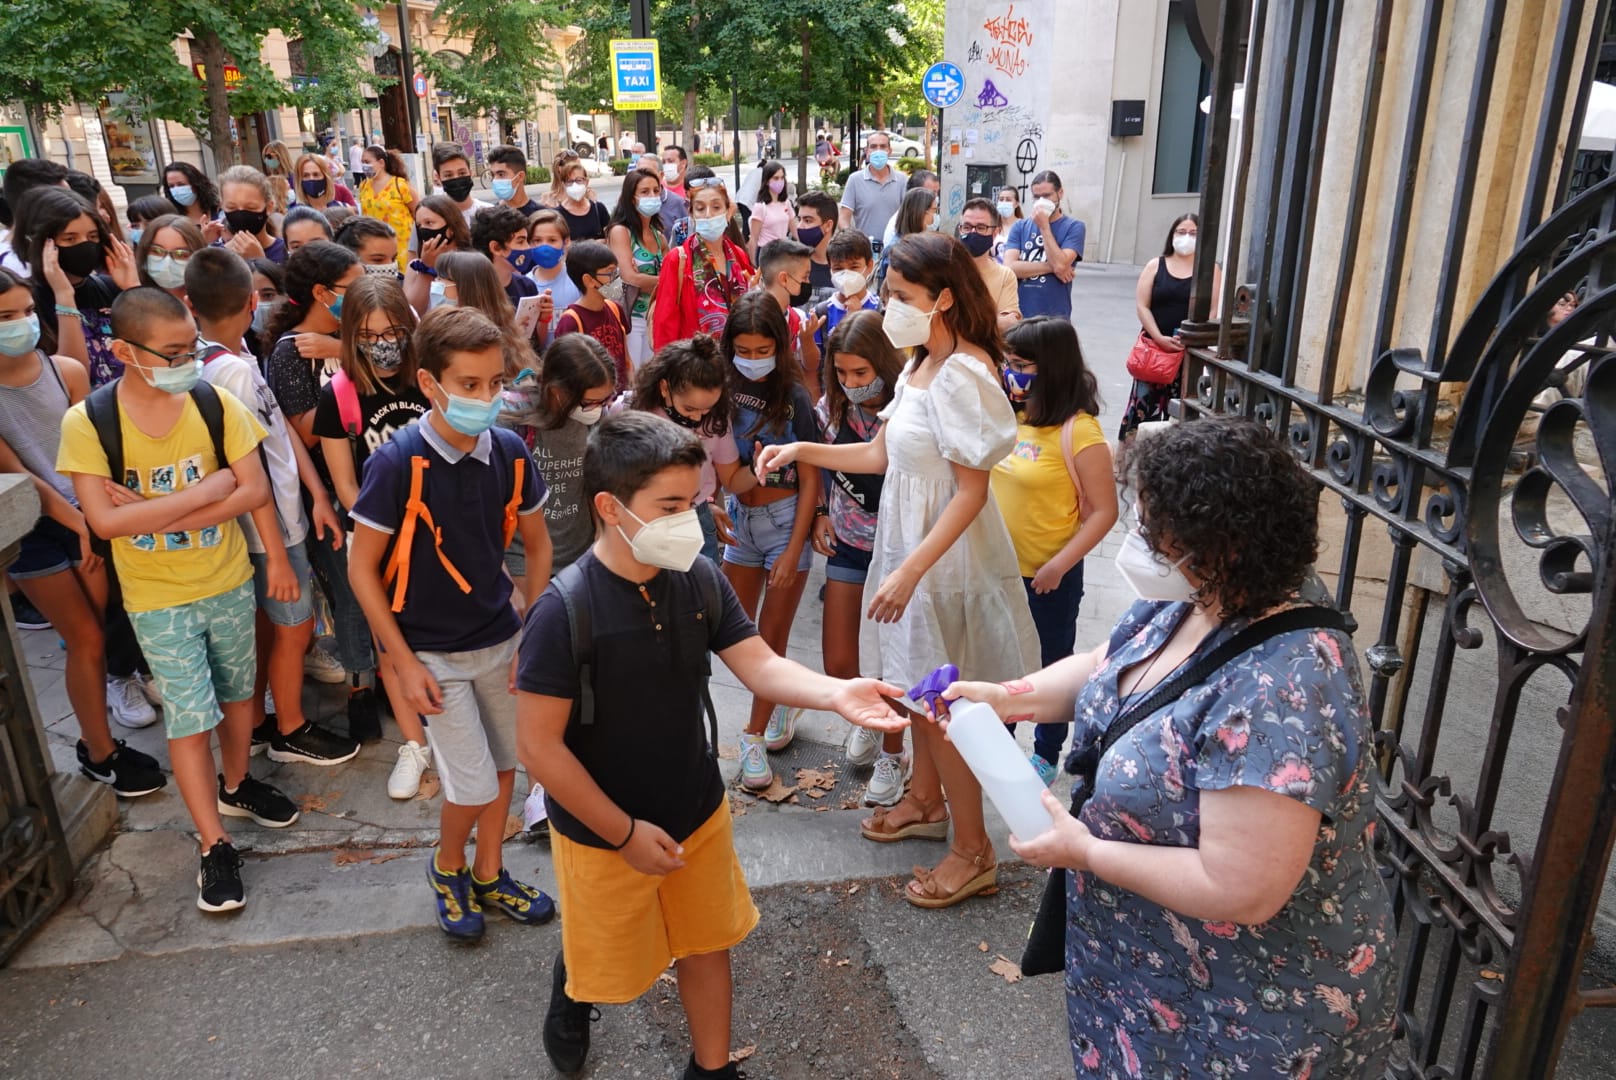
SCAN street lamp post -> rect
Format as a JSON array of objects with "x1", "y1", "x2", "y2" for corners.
[
  {"x1": 395, "y1": 0, "x2": 423, "y2": 150},
  {"x1": 630, "y1": 0, "x2": 656, "y2": 152}
]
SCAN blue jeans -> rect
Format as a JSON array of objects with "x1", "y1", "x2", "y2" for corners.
[
  {"x1": 697, "y1": 500, "x2": 721, "y2": 566},
  {"x1": 305, "y1": 532, "x2": 374, "y2": 678},
  {"x1": 1022, "y1": 561, "x2": 1084, "y2": 766}
]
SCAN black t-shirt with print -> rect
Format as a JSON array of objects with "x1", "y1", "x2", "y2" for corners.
[
  {"x1": 311, "y1": 377, "x2": 431, "y2": 490},
  {"x1": 516, "y1": 551, "x2": 758, "y2": 848}
]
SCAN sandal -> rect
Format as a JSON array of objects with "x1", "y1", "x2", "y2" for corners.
[
  {"x1": 904, "y1": 845, "x2": 998, "y2": 909},
  {"x1": 860, "y1": 795, "x2": 949, "y2": 843}
]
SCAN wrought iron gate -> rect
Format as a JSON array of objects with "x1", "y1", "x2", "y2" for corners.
[
  {"x1": 0, "y1": 538, "x2": 73, "y2": 965},
  {"x1": 1184, "y1": 0, "x2": 1616, "y2": 1075}
]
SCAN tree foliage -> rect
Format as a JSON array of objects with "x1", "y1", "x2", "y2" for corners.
[
  {"x1": 416, "y1": 0, "x2": 569, "y2": 123},
  {"x1": 0, "y1": 0, "x2": 375, "y2": 164}
]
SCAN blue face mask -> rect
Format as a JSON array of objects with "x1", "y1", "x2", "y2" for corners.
[
  {"x1": 733, "y1": 354, "x2": 776, "y2": 381},
  {"x1": 531, "y1": 244, "x2": 564, "y2": 270},
  {"x1": 636, "y1": 195, "x2": 663, "y2": 218},
  {"x1": 868, "y1": 150, "x2": 889, "y2": 170},
  {"x1": 1003, "y1": 367, "x2": 1036, "y2": 400},
  {"x1": 429, "y1": 280, "x2": 455, "y2": 309},
  {"x1": 0, "y1": 314, "x2": 41, "y2": 357},
  {"x1": 491, "y1": 177, "x2": 517, "y2": 201},
  {"x1": 693, "y1": 216, "x2": 727, "y2": 242},
  {"x1": 146, "y1": 255, "x2": 188, "y2": 290},
  {"x1": 506, "y1": 247, "x2": 536, "y2": 274},
  {"x1": 325, "y1": 291, "x2": 344, "y2": 320},
  {"x1": 169, "y1": 185, "x2": 196, "y2": 208},
  {"x1": 138, "y1": 358, "x2": 201, "y2": 395},
  {"x1": 433, "y1": 380, "x2": 504, "y2": 436},
  {"x1": 129, "y1": 228, "x2": 144, "y2": 246}
]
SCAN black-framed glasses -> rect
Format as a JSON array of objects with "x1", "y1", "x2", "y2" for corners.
[
  {"x1": 958, "y1": 223, "x2": 996, "y2": 236},
  {"x1": 146, "y1": 245, "x2": 195, "y2": 261},
  {"x1": 127, "y1": 336, "x2": 206, "y2": 367},
  {"x1": 356, "y1": 327, "x2": 409, "y2": 345}
]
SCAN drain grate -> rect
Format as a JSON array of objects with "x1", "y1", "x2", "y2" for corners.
[{"x1": 729, "y1": 740, "x2": 875, "y2": 808}]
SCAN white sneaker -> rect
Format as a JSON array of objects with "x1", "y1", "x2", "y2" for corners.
[
  {"x1": 135, "y1": 671, "x2": 163, "y2": 707},
  {"x1": 863, "y1": 751, "x2": 912, "y2": 807},
  {"x1": 303, "y1": 643, "x2": 348, "y2": 685},
  {"x1": 107, "y1": 675, "x2": 159, "y2": 729},
  {"x1": 387, "y1": 740, "x2": 432, "y2": 800},
  {"x1": 739, "y1": 733, "x2": 774, "y2": 790},
  {"x1": 845, "y1": 725, "x2": 880, "y2": 767},
  {"x1": 763, "y1": 705, "x2": 800, "y2": 752},
  {"x1": 522, "y1": 781, "x2": 549, "y2": 830}
]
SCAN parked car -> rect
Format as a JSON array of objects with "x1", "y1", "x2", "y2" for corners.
[{"x1": 874, "y1": 130, "x2": 926, "y2": 158}]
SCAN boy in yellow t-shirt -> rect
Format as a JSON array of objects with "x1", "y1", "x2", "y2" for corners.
[{"x1": 57, "y1": 287, "x2": 296, "y2": 915}]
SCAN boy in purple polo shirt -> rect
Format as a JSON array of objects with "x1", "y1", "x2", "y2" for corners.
[{"x1": 347, "y1": 305, "x2": 558, "y2": 942}]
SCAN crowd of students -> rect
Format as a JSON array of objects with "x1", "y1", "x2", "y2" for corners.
[{"x1": 0, "y1": 144, "x2": 1118, "y2": 1080}]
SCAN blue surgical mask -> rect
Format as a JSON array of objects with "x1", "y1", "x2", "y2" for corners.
[
  {"x1": 868, "y1": 150, "x2": 889, "y2": 170},
  {"x1": 169, "y1": 185, "x2": 196, "y2": 208},
  {"x1": 429, "y1": 280, "x2": 455, "y2": 309},
  {"x1": 843, "y1": 376, "x2": 885, "y2": 405},
  {"x1": 637, "y1": 195, "x2": 663, "y2": 218},
  {"x1": 138, "y1": 358, "x2": 201, "y2": 395},
  {"x1": 491, "y1": 178, "x2": 517, "y2": 201},
  {"x1": 996, "y1": 202, "x2": 1015, "y2": 220},
  {"x1": 733, "y1": 354, "x2": 776, "y2": 381},
  {"x1": 146, "y1": 255, "x2": 187, "y2": 290},
  {"x1": 129, "y1": 228, "x2": 144, "y2": 246},
  {"x1": 433, "y1": 380, "x2": 504, "y2": 436},
  {"x1": 0, "y1": 314, "x2": 41, "y2": 357},
  {"x1": 251, "y1": 302, "x2": 272, "y2": 333},
  {"x1": 693, "y1": 216, "x2": 727, "y2": 242},
  {"x1": 326, "y1": 293, "x2": 344, "y2": 320},
  {"x1": 532, "y1": 244, "x2": 564, "y2": 270}
]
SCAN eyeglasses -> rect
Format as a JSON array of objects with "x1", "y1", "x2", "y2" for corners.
[
  {"x1": 686, "y1": 177, "x2": 725, "y2": 190},
  {"x1": 356, "y1": 327, "x2": 409, "y2": 345},
  {"x1": 127, "y1": 336, "x2": 206, "y2": 367},
  {"x1": 957, "y1": 224, "x2": 996, "y2": 236},
  {"x1": 146, "y1": 245, "x2": 194, "y2": 261}
]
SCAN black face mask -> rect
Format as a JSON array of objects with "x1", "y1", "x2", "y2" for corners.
[
  {"x1": 441, "y1": 176, "x2": 475, "y2": 202},
  {"x1": 301, "y1": 179, "x2": 327, "y2": 199},
  {"x1": 797, "y1": 225, "x2": 824, "y2": 249},
  {"x1": 960, "y1": 231, "x2": 995, "y2": 258},
  {"x1": 663, "y1": 402, "x2": 703, "y2": 429},
  {"x1": 786, "y1": 277, "x2": 813, "y2": 307},
  {"x1": 416, "y1": 225, "x2": 447, "y2": 249},
  {"x1": 225, "y1": 209, "x2": 269, "y2": 236},
  {"x1": 56, "y1": 240, "x2": 103, "y2": 278}
]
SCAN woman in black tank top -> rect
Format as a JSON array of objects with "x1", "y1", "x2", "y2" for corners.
[{"x1": 1119, "y1": 213, "x2": 1218, "y2": 440}]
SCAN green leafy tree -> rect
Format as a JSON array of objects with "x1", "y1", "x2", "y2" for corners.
[
  {"x1": 416, "y1": 0, "x2": 569, "y2": 133},
  {"x1": 0, "y1": 0, "x2": 376, "y2": 167}
]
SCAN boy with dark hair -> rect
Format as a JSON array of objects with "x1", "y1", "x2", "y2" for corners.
[
  {"x1": 757, "y1": 238, "x2": 821, "y2": 397},
  {"x1": 813, "y1": 230, "x2": 881, "y2": 353},
  {"x1": 0, "y1": 158, "x2": 70, "y2": 276},
  {"x1": 430, "y1": 143, "x2": 482, "y2": 225},
  {"x1": 57, "y1": 286, "x2": 296, "y2": 912},
  {"x1": 793, "y1": 191, "x2": 839, "y2": 304},
  {"x1": 555, "y1": 240, "x2": 629, "y2": 389},
  {"x1": 184, "y1": 247, "x2": 357, "y2": 764},
  {"x1": 516, "y1": 410, "x2": 907, "y2": 1080},
  {"x1": 472, "y1": 204, "x2": 541, "y2": 306},
  {"x1": 347, "y1": 305, "x2": 556, "y2": 942},
  {"x1": 487, "y1": 145, "x2": 541, "y2": 216}
]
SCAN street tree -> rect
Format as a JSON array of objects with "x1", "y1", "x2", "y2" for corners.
[{"x1": 416, "y1": 0, "x2": 569, "y2": 139}]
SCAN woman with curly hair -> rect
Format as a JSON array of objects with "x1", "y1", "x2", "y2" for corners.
[{"x1": 942, "y1": 417, "x2": 1397, "y2": 1079}]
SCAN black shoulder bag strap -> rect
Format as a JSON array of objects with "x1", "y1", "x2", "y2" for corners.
[
  {"x1": 554, "y1": 562, "x2": 593, "y2": 728},
  {"x1": 689, "y1": 555, "x2": 724, "y2": 758},
  {"x1": 1019, "y1": 604, "x2": 1350, "y2": 977}
]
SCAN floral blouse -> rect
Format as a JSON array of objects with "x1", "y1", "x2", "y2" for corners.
[{"x1": 1062, "y1": 598, "x2": 1397, "y2": 1078}]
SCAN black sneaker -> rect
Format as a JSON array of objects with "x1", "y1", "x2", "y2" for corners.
[
  {"x1": 682, "y1": 1058, "x2": 748, "y2": 1080},
  {"x1": 11, "y1": 592, "x2": 50, "y2": 631},
  {"x1": 347, "y1": 686, "x2": 382, "y2": 743},
  {"x1": 217, "y1": 774, "x2": 300, "y2": 828},
  {"x1": 77, "y1": 739, "x2": 166, "y2": 797},
  {"x1": 543, "y1": 951, "x2": 599, "y2": 1075},
  {"x1": 249, "y1": 717, "x2": 275, "y2": 757},
  {"x1": 196, "y1": 839, "x2": 245, "y2": 913},
  {"x1": 266, "y1": 721, "x2": 360, "y2": 766}
]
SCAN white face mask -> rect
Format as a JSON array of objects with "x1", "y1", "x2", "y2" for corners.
[
  {"x1": 831, "y1": 269, "x2": 867, "y2": 298},
  {"x1": 615, "y1": 500, "x2": 705, "y2": 572},
  {"x1": 1172, "y1": 233, "x2": 1197, "y2": 256},
  {"x1": 882, "y1": 296, "x2": 937, "y2": 350},
  {"x1": 1033, "y1": 197, "x2": 1057, "y2": 218},
  {"x1": 662, "y1": 161, "x2": 679, "y2": 182},
  {"x1": 565, "y1": 182, "x2": 587, "y2": 201},
  {"x1": 569, "y1": 403, "x2": 604, "y2": 426},
  {"x1": 1115, "y1": 529, "x2": 1197, "y2": 603}
]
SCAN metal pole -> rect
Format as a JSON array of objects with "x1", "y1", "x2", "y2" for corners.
[
  {"x1": 631, "y1": 0, "x2": 656, "y2": 153},
  {"x1": 395, "y1": 0, "x2": 423, "y2": 150},
  {"x1": 731, "y1": 76, "x2": 742, "y2": 190}
]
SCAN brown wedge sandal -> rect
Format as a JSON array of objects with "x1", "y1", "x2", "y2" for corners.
[
  {"x1": 904, "y1": 845, "x2": 998, "y2": 909},
  {"x1": 859, "y1": 794, "x2": 950, "y2": 843}
]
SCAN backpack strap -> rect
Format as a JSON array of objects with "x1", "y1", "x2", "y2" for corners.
[
  {"x1": 188, "y1": 380, "x2": 229, "y2": 471},
  {"x1": 84, "y1": 380, "x2": 125, "y2": 490},
  {"x1": 689, "y1": 555, "x2": 724, "y2": 756},
  {"x1": 502, "y1": 455, "x2": 526, "y2": 550},
  {"x1": 332, "y1": 368, "x2": 362, "y2": 437},
  {"x1": 553, "y1": 561, "x2": 595, "y2": 728},
  {"x1": 381, "y1": 454, "x2": 472, "y2": 612},
  {"x1": 1059, "y1": 415, "x2": 1082, "y2": 515}
]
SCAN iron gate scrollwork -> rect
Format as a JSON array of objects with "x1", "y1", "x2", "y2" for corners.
[{"x1": 1184, "y1": 0, "x2": 1616, "y2": 1076}]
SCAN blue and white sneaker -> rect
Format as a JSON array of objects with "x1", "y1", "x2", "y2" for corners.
[
  {"x1": 472, "y1": 867, "x2": 557, "y2": 925},
  {"x1": 1030, "y1": 753, "x2": 1058, "y2": 788},
  {"x1": 427, "y1": 855, "x2": 484, "y2": 942},
  {"x1": 764, "y1": 705, "x2": 800, "y2": 752},
  {"x1": 739, "y1": 733, "x2": 773, "y2": 790}
]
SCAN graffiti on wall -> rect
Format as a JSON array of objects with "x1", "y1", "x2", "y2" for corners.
[{"x1": 946, "y1": 0, "x2": 1051, "y2": 203}]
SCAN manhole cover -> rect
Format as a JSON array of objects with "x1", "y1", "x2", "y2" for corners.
[{"x1": 729, "y1": 739, "x2": 876, "y2": 807}]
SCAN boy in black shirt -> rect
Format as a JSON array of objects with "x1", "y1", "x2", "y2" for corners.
[{"x1": 516, "y1": 411, "x2": 907, "y2": 1079}]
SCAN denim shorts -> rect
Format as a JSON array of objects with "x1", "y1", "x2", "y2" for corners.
[
  {"x1": 825, "y1": 537, "x2": 873, "y2": 585},
  {"x1": 128, "y1": 580, "x2": 258, "y2": 739},
  {"x1": 248, "y1": 540, "x2": 315, "y2": 627},
  {"x1": 12, "y1": 517, "x2": 81, "y2": 580},
  {"x1": 722, "y1": 495, "x2": 813, "y2": 573}
]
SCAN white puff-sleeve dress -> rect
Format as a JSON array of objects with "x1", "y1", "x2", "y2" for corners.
[{"x1": 859, "y1": 353, "x2": 1041, "y2": 689}]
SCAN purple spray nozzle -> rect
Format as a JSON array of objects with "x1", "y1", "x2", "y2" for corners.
[{"x1": 908, "y1": 664, "x2": 960, "y2": 713}]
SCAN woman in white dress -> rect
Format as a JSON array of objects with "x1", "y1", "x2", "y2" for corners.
[{"x1": 758, "y1": 232, "x2": 1039, "y2": 908}]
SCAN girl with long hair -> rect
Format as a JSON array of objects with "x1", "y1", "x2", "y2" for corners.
[{"x1": 607, "y1": 168, "x2": 666, "y2": 372}]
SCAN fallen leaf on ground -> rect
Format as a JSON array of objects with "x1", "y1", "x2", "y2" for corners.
[
  {"x1": 299, "y1": 790, "x2": 341, "y2": 813},
  {"x1": 750, "y1": 776, "x2": 798, "y2": 803},
  {"x1": 978, "y1": 941, "x2": 990, "y2": 952},
  {"x1": 503, "y1": 814, "x2": 524, "y2": 841},
  {"x1": 657, "y1": 970, "x2": 677, "y2": 986},
  {"x1": 836, "y1": 958, "x2": 851, "y2": 966},
  {"x1": 370, "y1": 852, "x2": 406, "y2": 865},
  {"x1": 1480, "y1": 969, "x2": 1503, "y2": 981},
  {"x1": 414, "y1": 772, "x2": 441, "y2": 801},
  {"x1": 333, "y1": 849, "x2": 374, "y2": 866},
  {"x1": 848, "y1": 884, "x2": 860, "y2": 895},
  {"x1": 803, "y1": 788, "x2": 827, "y2": 799},
  {"x1": 731, "y1": 1046, "x2": 756, "y2": 1063},
  {"x1": 989, "y1": 955, "x2": 1023, "y2": 984},
  {"x1": 717, "y1": 744, "x2": 738, "y2": 761},
  {"x1": 795, "y1": 767, "x2": 836, "y2": 791}
]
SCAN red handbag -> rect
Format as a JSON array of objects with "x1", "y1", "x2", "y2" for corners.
[{"x1": 1125, "y1": 330, "x2": 1184, "y2": 385}]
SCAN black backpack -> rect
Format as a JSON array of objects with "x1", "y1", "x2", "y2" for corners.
[
  {"x1": 552, "y1": 555, "x2": 725, "y2": 757},
  {"x1": 83, "y1": 377, "x2": 229, "y2": 554}
]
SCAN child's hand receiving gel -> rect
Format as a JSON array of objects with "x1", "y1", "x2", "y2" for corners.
[
  {"x1": 754, "y1": 442, "x2": 798, "y2": 484},
  {"x1": 828, "y1": 677, "x2": 912, "y2": 732},
  {"x1": 620, "y1": 819, "x2": 686, "y2": 876}
]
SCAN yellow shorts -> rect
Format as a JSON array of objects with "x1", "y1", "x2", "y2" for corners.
[{"x1": 553, "y1": 800, "x2": 759, "y2": 1004}]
